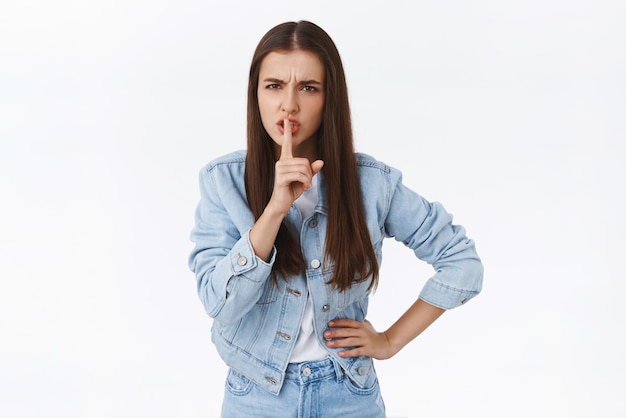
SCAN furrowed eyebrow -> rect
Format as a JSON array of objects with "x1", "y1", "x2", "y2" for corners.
[
  {"x1": 298, "y1": 80, "x2": 322, "y2": 86},
  {"x1": 261, "y1": 78, "x2": 322, "y2": 86}
]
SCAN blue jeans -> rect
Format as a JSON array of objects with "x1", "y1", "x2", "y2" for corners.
[{"x1": 220, "y1": 357, "x2": 386, "y2": 418}]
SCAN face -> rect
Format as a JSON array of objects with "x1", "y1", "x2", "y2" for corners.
[{"x1": 257, "y1": 50, "x2": 325, "y2": 159}]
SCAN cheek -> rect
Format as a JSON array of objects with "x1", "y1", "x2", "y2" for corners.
[
  {"x1": 313, "y1": 100, "x2": 324, "y2": 124},
  {"x1": 257, "y1": 89, "x2": 271, "y2": 110},
  {"x1": 257, "y1": 99, "x2": 279, "y2": 140},
  {"x1": 257, "y1": 99, "x2": 272, "y2": 124}
]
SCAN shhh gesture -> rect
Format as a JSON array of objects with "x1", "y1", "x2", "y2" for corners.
[
  {"x1": 249, "y1": 119, "x2": 323, "y2": 262},
  {"x1": 270, "y1": 118, "x2": 324, "y2": 215}
]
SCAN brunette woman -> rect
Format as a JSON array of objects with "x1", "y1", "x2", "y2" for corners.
[{"x1": 189, "y1": 20, "x2": 483, "y2": 418}]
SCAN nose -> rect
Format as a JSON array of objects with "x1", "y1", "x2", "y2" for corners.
[{"x1": 281, "y1": 89, "x2": 299, "y2": 115}]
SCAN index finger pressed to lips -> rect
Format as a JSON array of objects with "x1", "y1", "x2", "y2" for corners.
[{"x1": 280, "y1": 118, "x2": 293, "y2": 159}]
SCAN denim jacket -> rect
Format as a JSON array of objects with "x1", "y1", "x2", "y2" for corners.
[{"x1": 189, "y1": 150, "x2": 483, "y2": 395}]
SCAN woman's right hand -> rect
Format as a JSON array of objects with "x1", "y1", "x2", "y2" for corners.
[
  {"x1": 249, "y1": 119, "x2": 323, "y2": 262},
  {"x1": 268, "y1": 119, "x2": 324, "y2": 215}
]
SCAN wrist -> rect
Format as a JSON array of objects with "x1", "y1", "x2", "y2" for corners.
[
  {"x1": 263, "y1": 196, "x2": 291, "y2": 222},
  {"x1": 264, "y1": 201, "x2": 289, "y2": 219},
  {"x1": 382, "y1": 330, "x2": 403, "y2": 357}
]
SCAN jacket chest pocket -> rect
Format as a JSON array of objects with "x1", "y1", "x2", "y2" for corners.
[
  {"x1": 256, "y1": 280, "x2": 278, "y2": 305},
  {"x1": 329, "y1": 279, "x2": 370, "y2": 311}
]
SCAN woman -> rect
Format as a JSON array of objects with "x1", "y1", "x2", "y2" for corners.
[{"x1": 189, "y1": 20, "x2": 483, "y2": 417}]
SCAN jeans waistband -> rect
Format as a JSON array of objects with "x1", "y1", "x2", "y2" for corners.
[{"x1": 285, "y1": 357, "x2": 344, "y2": 384}]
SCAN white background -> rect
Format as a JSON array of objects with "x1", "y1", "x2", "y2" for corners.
[{"x1": 1, "y1": 0, "x2": 625, "y2": 417}]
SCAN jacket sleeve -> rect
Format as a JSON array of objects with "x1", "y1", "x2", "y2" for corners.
[
  {"x1": 383, "y1": 167, "x2": 483, "y2": 309},
  {"x1": 188, "y1": 165, "x2": 276, "y2": 324}
]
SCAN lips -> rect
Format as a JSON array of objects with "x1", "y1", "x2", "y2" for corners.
[{"x1": 277, "y1": 118, "x2": 300, "y2": 135}]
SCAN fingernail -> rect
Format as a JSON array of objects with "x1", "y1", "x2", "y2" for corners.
[{"x1": 328, "y1": 321, "x2": 334, "y2": 326}]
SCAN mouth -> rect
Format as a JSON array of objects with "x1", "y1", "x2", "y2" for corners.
[{"x1": 277, "y1": 118, "x2": 300, "y2": 135}]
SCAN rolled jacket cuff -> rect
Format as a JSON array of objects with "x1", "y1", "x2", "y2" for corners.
[
  {"x1": 418, "y1": 278, "x2": 480, "y2": 310},
  {"x1": 227, "y1": 230, "x2": 276, "y2": 283}
]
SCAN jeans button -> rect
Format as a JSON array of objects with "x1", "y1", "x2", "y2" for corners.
[
  {"x1": 322, "y1": 304, "x2": 330, "y2": 312},
  {"x1": 302, "y1": 367, "x2": 312, "y2": 377},
  {"x1": 357, "y1": 367, "x2": 365, "y2": 376}
]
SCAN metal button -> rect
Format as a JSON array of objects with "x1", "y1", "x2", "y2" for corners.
[
  {"x1": 302, "y1": 367, "x2": 312, "y2": 377},
  {"x1": 309, "y1": 218, "x2": 318, "y2": 228},
  {"x1": 357, "y1": 367, "x2": 365, "y2": 376},
  {"x1": 322, "y1": 304, "x2": 330, "y2": 312},
  {"x1": 461, "y1": 298, "x2": 468, "y2": 304},
  {"x1": 276, "y1": 331, "x2": 291, "y2": 341},
  {"x1": 310, "y1": 259, "x2": 321, "y2": 269},
  {"x1": 237, "y1": 255, "x2": 247, "y2": 266},
  {"x1": 287, "y1": 288, "x2": 302, "y2": 297}
]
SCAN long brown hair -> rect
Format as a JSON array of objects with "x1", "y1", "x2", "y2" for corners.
[{"x1": 244, "y1": 21, "x2": 379, "y2": 291}]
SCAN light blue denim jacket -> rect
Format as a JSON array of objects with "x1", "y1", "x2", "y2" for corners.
[{"x1": 189, "y1": 150, "x2": 483, "y2": 396}]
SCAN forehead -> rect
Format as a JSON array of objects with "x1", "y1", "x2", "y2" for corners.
[{"x1": 259, "y1": 50, "x2": 325, "y2": 81}]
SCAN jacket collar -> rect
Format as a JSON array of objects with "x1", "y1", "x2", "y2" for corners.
[{"x1": 314, "y1": 170, "x2": 328, "y2": 215}]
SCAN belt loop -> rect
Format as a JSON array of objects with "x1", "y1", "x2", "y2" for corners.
[{"x1": 330, "y1": 356, "x2": 344, "y2": 383}]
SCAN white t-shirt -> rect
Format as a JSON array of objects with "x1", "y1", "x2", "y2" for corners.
[{"x1": 289, "y1": 175, "x2": 328, "y2": 362}]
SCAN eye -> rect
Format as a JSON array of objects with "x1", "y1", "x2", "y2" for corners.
[
  {"x1": 301, "y1": 85, "x2": 319, "y2": 92},
  {"x1": 265, "y1": 83, "x2": 281, "y2": 89}
]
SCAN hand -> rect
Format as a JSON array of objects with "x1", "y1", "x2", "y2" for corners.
[
  {"x1": 323, "y1": 319, "x2": 395, "y2": 360},
  {"x1": 268, "y1": 119, "x2": 324, "y2": 215}
]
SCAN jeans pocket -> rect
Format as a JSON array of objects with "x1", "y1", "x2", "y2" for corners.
[
  {"x1": 225, "y1": 368, "x2": 254, "y2": 396},
  {"x1": 342, "y1": 373, "x2": 379, "y2": 396}
]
